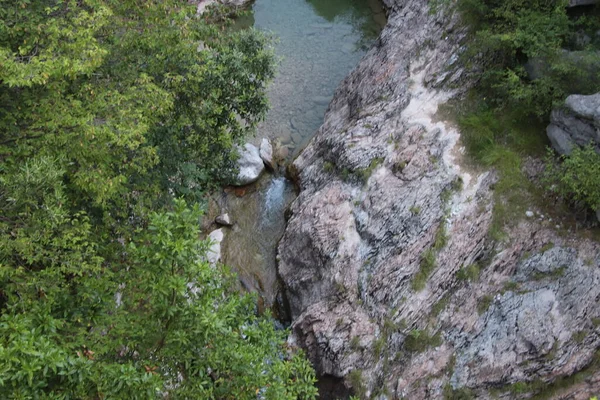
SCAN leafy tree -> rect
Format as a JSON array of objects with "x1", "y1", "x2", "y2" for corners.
[
  {"x1": 0, "y1": 199, "x2": 318, "y2": 398},
  {"x1": 0, "y1": 0, "x2": 317, "y2": 398},
  {"x1": 444, "y1": 0, "x2": 600, "y2": 219},
  {"x1": 1, "y1": 0, "x2": 275, "y2": 218},
  {"x1": 457, "y1": 0, "x2": 600, "y2": 116}
]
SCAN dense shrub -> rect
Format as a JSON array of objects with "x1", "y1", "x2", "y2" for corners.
[{"x1": 0, "y1": 1, "x2": 317, "y2": 397}]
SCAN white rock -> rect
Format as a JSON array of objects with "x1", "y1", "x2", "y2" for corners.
[
  {"x1": 259, "y1": 138, "x2": 275, "y2": 169},
  {"x1": 526, "y1": 211, "x2": 534, "y2": 218},
  {"x1": 206, "y1": 228, "x2": 224, "y2": 265},
  {"x1": 215, "y1": 213, "x2": 233, "y2": 227},
  {"x1": 234, "y1": 143, "x2": 265, "y2": 186}
]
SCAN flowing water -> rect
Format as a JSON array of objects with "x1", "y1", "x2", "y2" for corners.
[{"x1": 219, "y1": 0, "x2": 386, "y2": 317}]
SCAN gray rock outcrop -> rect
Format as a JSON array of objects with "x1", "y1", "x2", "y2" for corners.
[
  {"x1": 233, "y1": 143, "x2": 265, "y2": 186},
  {"x1": 547, "y1": 93, "x2": 600, "y2": 155},
  {"x1": 278, "y1": 0, "x2": 600, "y2": 398},
  {"x1": 569, "y1": 0, "x2": 598, "y2": 7}
]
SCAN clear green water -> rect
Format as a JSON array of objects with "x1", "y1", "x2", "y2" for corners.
[
  {"x1": 245, "y1": 0, "x2": 386, "y2": 154},
  {"x1": 220, "y1": 0, "x2": 385, "y2": 314}
]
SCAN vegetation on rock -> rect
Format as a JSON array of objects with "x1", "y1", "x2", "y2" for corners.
[{"x1": 442, "y1": 0, "x2": 600, "y2": 218}]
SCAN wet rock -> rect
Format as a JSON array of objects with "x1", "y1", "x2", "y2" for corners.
[
  {"x1": 547, "y1": 93, "x2": 600, "y2": 155},
  {"x1": 312, "y1": 96, "x2": 332, "y2": 106},
  {"x1": 234, "y1": 143, "x2": 265, "y2": 186},
  {"x1": 290, "y1": 117, "x2": 299, "y2": 131},
  {"x1": 341, "y1": 43, "x2": 355, "y2": 54},
  {"x1": 260, "y1": 138, "x2": 276, "y2": 169},
  {"x1": 291, "y1": 132, "x2": 303, "y2": 144},
  {"x1": 272, "y1": 140, "x2": 291, "y2": 163},
  {"x1": 280, "y1": 130, "x2": 293, "y2": 144},
  {"x1": 206, "y1": 228, "x2": 224, "y2": 265},
  {"x1": 215, "y1": 213, "x2": 233, "y2": 227}
]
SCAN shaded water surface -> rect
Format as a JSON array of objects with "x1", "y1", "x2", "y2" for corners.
[{"x1": 220, "y1": 0, "x2": 385, "y2": 312}]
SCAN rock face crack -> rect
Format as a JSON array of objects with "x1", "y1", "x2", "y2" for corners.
[{"x1": 277, "y1": 0, "x2": 600, "y2": 398}]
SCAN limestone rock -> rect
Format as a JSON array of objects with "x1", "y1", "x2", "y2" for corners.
[
  {"x1": 259, "y1": 138, "x2": 276, "y2": 169},
  {"x1": 547, "y1": 93, "x2": 600, "y2": 155},
  {"x1": 234, "y1": 143, "x2": 264, "y2": 186},
  {"x1": 215, "y1": 213, "x2": 233, "y2": 227}
]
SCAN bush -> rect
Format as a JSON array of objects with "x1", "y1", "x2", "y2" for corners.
[{"x1": 545, "y1": 146, "x2": 600, "y2": 212}]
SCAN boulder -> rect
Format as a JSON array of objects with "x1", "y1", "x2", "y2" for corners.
[
  {"x1": 215, "y1": 213, "x2": 233, "y2": 227},
  {"x1": 546, "y1": 92, "x2": 600, "y2": 155},
  {"x1": 259, "y1": 138, "x2": 276, "y2": 169},
  {"x1": 568, "y1": 0, "x2": 598, "y2": 7},
  {"x1": 206, "y1": 228, "x2": 224, "y2": 265},
  {"x1": 234, "y1": 143, "x2": 265, "y2": 186}
]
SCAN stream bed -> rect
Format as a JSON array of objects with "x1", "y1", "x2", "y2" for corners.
[{"x1": 218, "y1": 0, "x2": 386, "y2": 317}]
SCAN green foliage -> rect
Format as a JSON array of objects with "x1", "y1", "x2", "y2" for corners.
[
  {"x1": 573, "y1": 330, "x2": 587, "y2": 344},
  {"x1": 410, "y1": 205, "x2": 422, "y2": 215},
  {"x1": 544, "y1": 145, "x2": 600, "y2": 211},
  {"x1": 458, "y1": 0, "x2": 600, "y2": 117},
  {"x1": 451, "y1": 0, "x2": 600, "y2": 225},
  {"x1": 532, "y1": 265, "x2": 567, "y2": 281},
  {"x1": 372, "y1": 337, "x2": 386, "y2": 359},
  {"x1": 356, "y1": 157, "x2": 384, "y2": 183},
  {"x1": 456, "y1": 103, "x2": 546, "y2": 238},
  {"x1": 477, "y1": 295, "x2": 494, "y2": 315},
  {"x1": 0, "y1": 1, "x2": 316, "y2": 398},
  {"x1": 430, "y1": 294, "x2": 451, "y2": 317},
  {"x1": 443, "y1": 384, "x2": 475, "y2": 400},
  {"x1": 0, "y1": 0, "x2": 275, "y2": 213},
  {"x1": 348, "y1": 369, "x2": 367, "y2": 399},
  {"x1": 502, "y1": 280, "x2": 521, "y2": 293},
  {"x1": 411, "y1": 248, "x2": 437, "y2": 291},
  {"x1": 323, "y1": 161, "x2": 336, "y2": 173},
  {"x1": 403, "y1": 329, "x2": 442, "y2": 353},
  {"x1": 456, "y1": 263, "x2": 481, "y2": 282},
  {"x1": 0, "y1": 200, "x2": 318, "y2": 398},
  {"x1": 350, "y1": 336, "x2": 362, "y2": 351},
  {"x1": 433, "y1": 219, "x2": 449, "y2": 250}
]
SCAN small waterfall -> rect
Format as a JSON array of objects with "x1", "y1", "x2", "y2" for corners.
[{"x1": 261, "y1": 177, "x2": 288, "y2": 228}]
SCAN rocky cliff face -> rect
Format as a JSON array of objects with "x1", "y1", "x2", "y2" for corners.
[{"x1": 278, "y1": 0, "x2": 600, "y2": 398}]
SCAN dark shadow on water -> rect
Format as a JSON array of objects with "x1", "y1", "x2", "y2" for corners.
[{"x1": 305, "y1": 0, "x2": 386, "y2": 41}]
